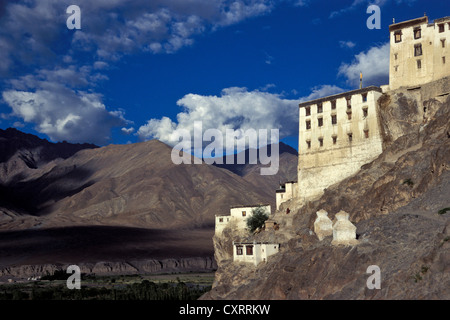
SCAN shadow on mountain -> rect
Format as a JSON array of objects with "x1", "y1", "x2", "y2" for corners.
[
  {"x1": 0, "y1": 165, "x2": 95, "y2": 216},
  {"x1": 0, "y1": 226, "x2": 214, "y2": 266}
]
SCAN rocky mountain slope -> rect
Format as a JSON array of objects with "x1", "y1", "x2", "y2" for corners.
[
  {"x1": 0, "y1": 131, "x2": 297, "y2": 277},
  {"x1": 0, "y1": 128, "x2": 97, "y2": 184},
  {"x1": 0, "y1": 139, "x2": 296, "y2": 230},
  {"x1": 202, "y1": 81, "x2": 450, "y2": 300}
]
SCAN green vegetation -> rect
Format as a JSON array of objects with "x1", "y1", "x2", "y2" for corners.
[
  {"x1": 437, "y1": 207, "x2": 450, "y2": 215},
  {"x1": 412, "y1": 265, "x2": 429, "y2": 283},
  {"x1": 246, "y1": 206, "x2": 269, "y2": 233},
  {"x1": 0, "y1": 272, "x2": 214, "y2": 300}
]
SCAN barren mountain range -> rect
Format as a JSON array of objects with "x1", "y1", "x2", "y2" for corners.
[{"x1": 0, "y1": 128, "x2": 297, "y2": 276}]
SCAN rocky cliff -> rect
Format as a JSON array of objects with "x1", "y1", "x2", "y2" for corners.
[
  {"x1": 0, "y1": 256, "x2": 217, "y2": 280},
  {"x1": 202, "y1": 81, "x2": 450, "y2": 300}
]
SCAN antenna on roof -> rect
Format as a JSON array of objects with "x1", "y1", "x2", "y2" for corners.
[
  {"x1": 360, "y1": 72, "x2": 363, "y2": 89},
  {"x1": 424, "y1": 12, "x2": 427, "y2": 17},
  {"x1": 393, "y1": 18, "x2": 395, "y2": 23}
]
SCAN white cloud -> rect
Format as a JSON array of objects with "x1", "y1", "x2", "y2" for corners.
[
  {"x1": 137, "y1": 84, "x2": 344, "y2": 152},
  {"x1": 338, "y1": 42, "x2": 389, "y2": 87},
  {"x1": 2, "y1": 84, "x2": 126, "y2": 145},
  {"x1": 138, "y1": 87, "x2": 299, "y2": 150},
  {"x1": 121, "y1": 127, "x2": 135, "y2": 134},
  {"x1": 339, "y1": 40, "x2": 356, "y2": 49}
]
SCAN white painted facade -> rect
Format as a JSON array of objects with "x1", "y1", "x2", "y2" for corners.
[
  {"x1": 389, "y1": 16, "x2": 450, "y2": 90},
  {"x1": 331, "y1": 211, "x2": 358, "y2": 246},
  {"x1": 233, "y1": 241, "x2": 280, "y2": 266},
  {"x1": 215, "y1": 204, "x2": 271, "y2": 235},
  {"x1": 297, "y1": 87, "x2": 384, "y2": 204},
  {"x1": 275, "y1": 181, "x2": 297, "y2": 211}
]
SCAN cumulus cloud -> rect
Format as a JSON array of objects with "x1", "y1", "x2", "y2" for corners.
[
  {"x1": 338, "y1": 42, "x2": 389, "y2": 87},
  {"x1": 2, "y1": 78, "x2": 127, "y2": 145},
  {"x1": 137, "y1": 84, "x2": 344, "y2": 154},
  {"x1": 137, "y1": 87, "x2": 299, "y2": 152}
]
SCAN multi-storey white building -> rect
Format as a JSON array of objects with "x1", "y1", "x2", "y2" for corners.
[
  {"x1": 389, "y1": 15, "x2": 450, "y2": 90},
  {"x1": 296, "y1": 86, "x2": 384, "y2": 204}
]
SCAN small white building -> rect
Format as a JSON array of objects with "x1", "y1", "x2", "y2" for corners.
[
  {"x1": 275, "y1": 181, "x2": 297, "y2": 211},
  {"x1": 215, "y1": 204, "x2": 271, "y2": 235},
  {"x1": 233, "y1": 241, "x2": 280, "y2": 266}
]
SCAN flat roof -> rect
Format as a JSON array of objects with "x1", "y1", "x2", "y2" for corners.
[
  {"x1": 298, "y1": 86, "x2": 382, "y2": 109},
  {"x1": 230, "y1": 204, "x2": 271, "y2": 209},
  {"x1": 389, "y1": 16, "x2": 428, "y2": 32},
  {"x1": 233, "y1": 242, "x2": 279, "y2": 245}
]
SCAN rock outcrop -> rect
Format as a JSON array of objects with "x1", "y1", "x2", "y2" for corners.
[{"x1": 0, "y1": 257, "x2": 217, "y2": 281}]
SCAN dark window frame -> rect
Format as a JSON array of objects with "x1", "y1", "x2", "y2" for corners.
[
  {"x1": 414, "y1": 27, "x2": 421, "y2": 39},
  {"x1": 414, "y1": 43, "x2": 422, "y2": 57},
  {"x1": 318, "y1": 117, "x2": 323, "y2": 127}
]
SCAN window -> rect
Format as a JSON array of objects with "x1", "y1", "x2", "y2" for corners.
[
  {"x1": 362, "y1": 93, "x2": 368, "y2": 102},
  {"x1": 363, "y1": 107, "x2": 368, "y2": 118},
  {"x1": 318, "y1": 137, "x2": 323, "y2": 147},
  {"x1": 442, "y1": 39, "x2": 446, "y2": 48},
  {"x1": 332, "y1": 136, "x2": 337, "y2": 145},
  {"x1": 331, "y1": 100, "x2": 336, "y2": 110},
  {"x1": 394, "y1": 31, "x2": 402, "y2": 43},
  {"x1": 414, "y1": 27, "x2": 421, "y2": 39},
  {"x1": 246, "y1": 245, "x2": 253, "y2": 255},
  {"x1": 364, "y1": 129, "x2": 369, "y2": 139},
  {"x1": 438, "y1": 24, "x2": 445, "y2": 33},
  {"x1": 348, "y1": 133, "x2": 353, "y2": 142},
  {"x1": 317, "y1": 103, "x2": 323, "y2": 113},
  {"x1": 236, "y1": 246, "x2": 243, "y2": 255},
  {"x1": 242, "y1": 211, "x2": 246, "y2": 217},
  {"x1": 318, "y1": 117, "x2": 323, "y2": 127},
  {"x1": 306, "y1": 120, "x2": 311, "y2": 130},
  {"x1": 219, "y1": 218, "x2": 223, "y2": 223},
  {"x1": 346, "y1": 96, "x2": 352, "y2": 108},
  {"x1": 347, "y1": 110, "x2": 352, "y2": 120},
  {"x1": 414, "y1": 44, "x2": 422, "y2": 56},
  {"x1": 443, "y1": 56, "x2": 446, "y2": 64},
  {"x1": 417, "y1": 59, "x2": 422, "y2": 69},
  {"x1": 331, "y1": 114, "x2": 337, "y2": 125},
  {"x1": 394, "y1": 53, "x2": 398, "y2": 60},
  {"x1": 394, "y1": 65, "x2": 399, "y2": 72},
  {"x1": 305, "y1": 106, "x2": 311, "y2": 116},
  {"x1": 306, "y1": 140, "x2": 311, "y2": 149}
]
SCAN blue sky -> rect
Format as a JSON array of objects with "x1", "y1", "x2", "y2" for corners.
[{"x1": 0, "y1": 0, "x2": 448, "y2": 150}]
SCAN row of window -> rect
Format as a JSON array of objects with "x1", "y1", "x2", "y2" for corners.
[
  {"x1": 236, "y1": 245, "x2": 253, "y2": 256},
  {"x1": 394, "y1": 22, "x2": 449, "y2": 43},
  {"x1": 305, "y1": 131, "x2": 370, "y2": 149},
  {"x1": 394, "y1": 57, "x2": 447, "y2": 72},
  {"x1": 305, "y1": 108, "x2": 368, "y2": 129},
  {"x1": 304, "y1": 94, "x2": 368, "y2": 116}
]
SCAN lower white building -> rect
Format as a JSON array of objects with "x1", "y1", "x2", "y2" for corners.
[{"x1": 233, "y1": 241, "x2": 280, "y2": 266}]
